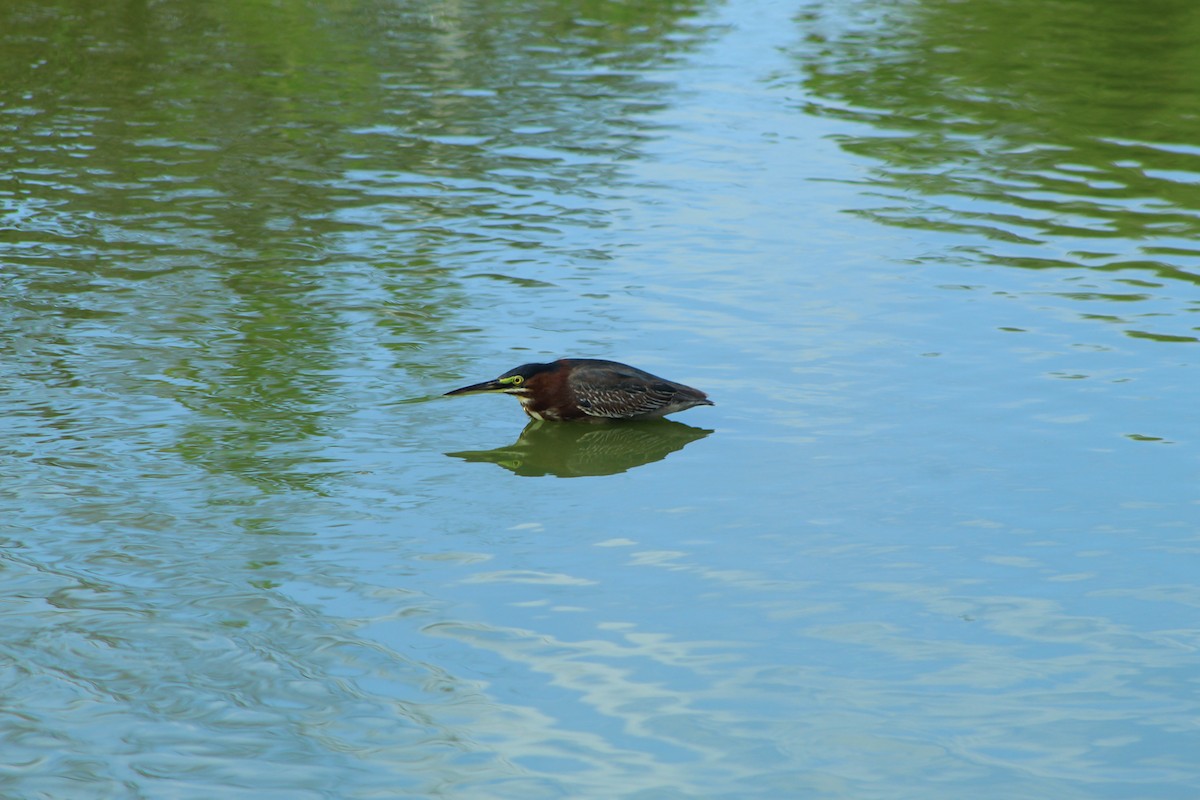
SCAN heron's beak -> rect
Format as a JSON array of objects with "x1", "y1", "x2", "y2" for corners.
[{"x1": 444, "y1": 379, "x2": 507, "y2": 396}]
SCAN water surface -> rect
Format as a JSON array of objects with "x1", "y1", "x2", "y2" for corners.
[{"x1": 3, "y1": 0, "x2": 1199, "y2": 797}]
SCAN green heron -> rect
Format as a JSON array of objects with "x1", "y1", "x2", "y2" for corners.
[{"x1": 444, "y1": 358, "x2": 714, "y2": 421}]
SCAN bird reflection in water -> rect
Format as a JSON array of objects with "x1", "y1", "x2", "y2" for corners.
[{"x1": 446, "y1": 419, "x2": 712, "y2": 478}]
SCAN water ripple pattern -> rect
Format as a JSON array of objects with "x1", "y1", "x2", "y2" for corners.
[{"x1": 2, "y1": 1, "x2": 1199, "y2": 798}]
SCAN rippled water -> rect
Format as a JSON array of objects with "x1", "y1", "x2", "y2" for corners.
[{"x1": 3, "y1": 0, "x2": 1199, "y2": 797}]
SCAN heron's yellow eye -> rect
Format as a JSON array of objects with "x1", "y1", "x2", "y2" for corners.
[{"x1": 501, "y1": 375, "x2": 524, "y2": 386}]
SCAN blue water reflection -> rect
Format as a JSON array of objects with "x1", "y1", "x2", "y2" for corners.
[{"x1": 3, "y1": 0, "x2": 1200, "y2": 797}]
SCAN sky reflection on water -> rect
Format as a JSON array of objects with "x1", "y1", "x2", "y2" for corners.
[{"x1": 3, "y1": 0, "x2": 1199, "y2": 798}]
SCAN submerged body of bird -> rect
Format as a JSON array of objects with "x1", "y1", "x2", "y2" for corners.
[{"x1": 444, "y1": 358, "x2": 713, "y2": 421}]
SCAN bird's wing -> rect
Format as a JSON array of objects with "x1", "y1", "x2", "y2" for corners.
[{"x1": 568, "y1": 365, "x2": 682, "y2": 419}]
